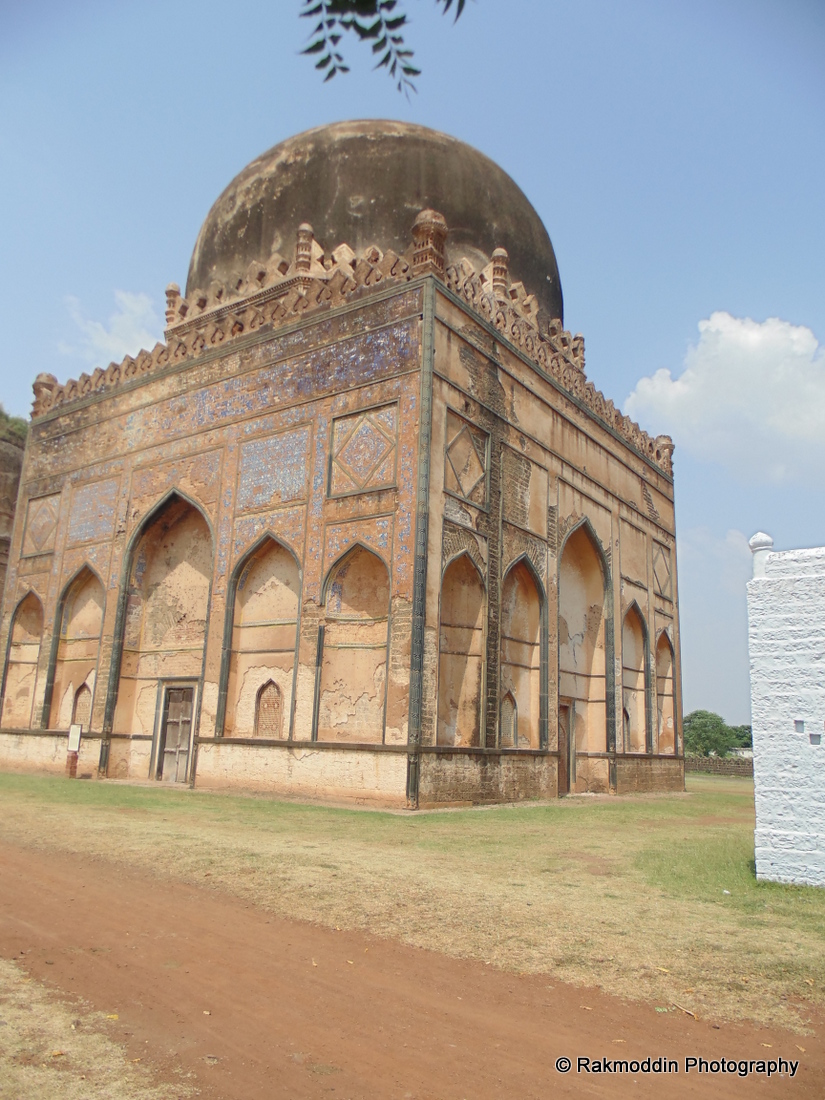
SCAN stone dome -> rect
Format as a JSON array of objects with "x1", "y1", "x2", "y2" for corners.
[{"x1": 187, "y1": 120, "x2": 563, "y2": 324}]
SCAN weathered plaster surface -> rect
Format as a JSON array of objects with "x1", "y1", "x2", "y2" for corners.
[{"x1": 748, "y1": 542, "x2": 825, "y2": 886}]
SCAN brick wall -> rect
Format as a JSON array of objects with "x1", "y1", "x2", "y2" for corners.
[{"x1": 685, "y1": 756, "x2": 753, "y2": 777}]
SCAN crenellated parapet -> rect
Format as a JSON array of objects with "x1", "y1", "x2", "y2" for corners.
[{"x1": 30, "y1": 214, "x2": 672, "y2": 476}]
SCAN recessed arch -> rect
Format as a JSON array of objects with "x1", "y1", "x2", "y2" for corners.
[
  {"x1": 315, "y1": 543, "x2": 390, "y2": 743},
  {"x1": 656, "y1": 630, "x2": 676, "y2": 754},
  {"x1": 622, "y1": 601, "x2": 650, "y2": 753},
  {"x1": 437, "y1": 551, "x2": 485, "y2": 747},
  {"x1": 109, "y1": 493, "x2": 213, "y2": 757},
  {"x1": 558, "y1": 521, "x2": 611, "y2": 781},
  {"x1": 45, "y1": 565, "x2": 105, "y2": 730},
  {"x1": 220, "y1": 534, "x2": 301, "y2": 739},
  {"x1": 1, "y1": 591, "x2": 44, "y2": 729},
  {"x1": 500, "y1": 555, "x2": 546, "y2": 749},
  {"x1": 255, "y1": 679, "x2": 283, "y2": 738},
  {"x1": 321, "y1": 540, "x2": 390, "y2": 604}
]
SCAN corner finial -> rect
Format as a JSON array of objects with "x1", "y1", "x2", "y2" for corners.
[
  {"x1": 296, "y1": 223, "x2": 315, "y2": 275},
  {"x1": 411, "y1": 209, "x2": 447, "y2": 278},
  {"x1": 749, "y1": 531, "x2": 774, "y2": 577},
  {"x1": 491, "y1": 248, "x2": 509, "y2": 297}
]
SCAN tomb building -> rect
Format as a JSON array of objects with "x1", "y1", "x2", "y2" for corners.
[
  {"x1": 0, "y1": 120, "x2": 683, "y2": 805},
  {"x1": 748, "y1": 532, "x2": 825, "y2": 886}
]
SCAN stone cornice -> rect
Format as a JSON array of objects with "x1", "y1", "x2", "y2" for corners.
[{"x1": 30, "y1": 216, "x2": 673, "y2": 477}]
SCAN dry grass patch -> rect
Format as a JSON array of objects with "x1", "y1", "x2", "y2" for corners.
[
  {"x1": 0, "y1": 772, "x2": 823, "y2": 1031},
  {"x1": 0, "y1": 956, "x2": 193, "y2": 1100}
]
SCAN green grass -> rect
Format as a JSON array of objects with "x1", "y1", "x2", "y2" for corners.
[{"x1": 1, "y1": 771, "x2": 823, "y2": 1031}]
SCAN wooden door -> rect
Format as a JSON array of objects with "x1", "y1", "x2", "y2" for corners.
[{"x1": 156, "y1": 686, "x2": 194, "y2": 783}]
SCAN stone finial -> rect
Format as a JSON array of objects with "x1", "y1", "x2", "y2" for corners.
[
  {"x1": 411, "y1": 209, "x2": 447, "y2": 278},
  {"x1": 491, "y1": 247, "x2": 509, "y2": 297},
  {"x1": 32, "y1": 373, "x2": 58, "y2": 416},
  {"x1": 296, "y1": 223, "x2": 315, "y2": 275},
  {"x1": 749, "y1": 531, "x2": 774, "y2": 578},
  {"x1": 165, "y1": 283, "x2": 181, "y2": 327}
]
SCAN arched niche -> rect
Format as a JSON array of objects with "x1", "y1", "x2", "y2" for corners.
[
  {"x1": 558, "y1": 524, "x2": 608, "y2": 756},
  {"x1": 500, "y1": 559, "x2": 543, "y2": 749},
  {"x1": 48, "y1": 567, "x2": 104, "y2": 730},
  {"x1": 316, "y1": 544, "x2": 390, "y2": 743},
  {"x1": 112, "y1": 495, "x2": 212, "y2": 740},
  {"x1": 437, "y1": 552, "x2": 485, "y2": 747},
  {"x1": 255, "y1": 680, "x2": 283, "y2": 738},
  {"x1": 656, "y1": 632, "x2": 676, "y2": 754},
  {"x1": 1, "y1": 592, "x2": 44, "y2": 729},
  {"x1": 223, "y1": 537, "x2": 300, "y2": 738},
  {"x1": 622, "y1": 603, "x2": 649, "y2": 753}
]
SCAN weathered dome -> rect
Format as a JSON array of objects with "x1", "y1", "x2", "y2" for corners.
[{"x1": 187, "y1": 120, "x2": 563, "y2": 324}]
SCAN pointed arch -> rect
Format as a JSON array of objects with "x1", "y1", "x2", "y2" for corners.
[
  {"x1": 108, "y1": 492, "x2": 213, "y2": 747},
  {"x1": 314, "y1": 543, "x2": 390, "y2": 743},
  {"x1": 72, "y1": 683, "x2": 92, "y2": 728},
  {"x1": 219, "y1": 534, "x2": 301, "y2": 739},
  {"x1": 437, "y1": 551, "x2": 486, "y2": 747},
  {"x1": 500, "y1": 555, "x2": 547, "y2": 749},
  {"x1": 254, "y1": 679, "x2": 283, "y2": 738},
  {"x1": 1, "y1": 591, "x2": 44, "y2": 729},
  {"x1": 656, "y1": 630, "x2": 676, "y2": 754},
  {"x1": 558, "y1": 520, "x2": 612, "y2": 782},
  {"x1": 500, "y1": 691, "x2": 517, "y2": 748},
  {"x1": 622, "y1": 601, "x2": 651, "y2": 753},
  {"x1": 44, "y1": 564, "x2": 105, "y2": 730}
]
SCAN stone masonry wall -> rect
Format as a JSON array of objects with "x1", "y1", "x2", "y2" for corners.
[{"x1": 748, "y1": 544, "x2": 825, "y2": 887}]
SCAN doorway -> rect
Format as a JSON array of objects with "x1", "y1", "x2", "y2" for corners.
[
  {"x1": 155, "y1": 685, "x2": 196, "y2": 783},
  {"x1": 558, "y1": 699, "x2": 574, "y2": 795}
]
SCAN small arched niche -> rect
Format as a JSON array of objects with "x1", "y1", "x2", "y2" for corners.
[
  {"x1": 255, "y1": 679, "x2": 283, "y2": 739},
  {"x1": 499, "y1": 559, "x2": 542, "y2": 749},
  {"x1": 656, "y1": 633, "x2": 676, "y2": 754},
  {"x1": 1, "y1": 592, "x2": 44, "y2": 729},
  {"x1": 558, "y1": 525, "x2": 607, "y2": 755},
  {"x1": 622, "y1": 604, "x2": 648, "y2": 753},
  {"x1": 49, "y1": 567, "x2": 104, "y2": 730},
  {"x1": 317, "y1": 545, "x2": 390, "y2": 743},
  {"x1": 437, "y1": 552, "x2": 485, "y2": 747},
  {"x1": 224, "y1": 537, "x2": 300, "y2": 738}
]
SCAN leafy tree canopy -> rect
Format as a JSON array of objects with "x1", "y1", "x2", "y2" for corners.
[
  {"x1": 683, "y1": 710, "x2": 752, "y2": 757},
  {"x1": 0, "y1": 406, "x2": 27, "y2": 446},
  {"x1": 301, "y1": 0, "x2": 466, "y2": 94}
]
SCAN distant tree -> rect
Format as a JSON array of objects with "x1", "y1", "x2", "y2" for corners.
[
  {"x1": 0, "y1": 406, "x2": 27, "y2": 445},
  {"x1": 300, "y1": 0, "x2": 467, "y2": 94},
  {"x1": 683, "y1": 710, "x2": 751, "y2": 757},
  {"x1": 728, "y1": 723, "x2": 753, "y2": 749}
]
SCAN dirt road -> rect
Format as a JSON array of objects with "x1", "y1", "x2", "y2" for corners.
[{"x1": 0, "y1": 843, "x2": 820, "y2": 1098}]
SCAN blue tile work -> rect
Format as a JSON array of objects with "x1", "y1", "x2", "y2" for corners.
[
  {"x1": 324, "y1": 516, "x2": 392, "y2": 578},
  {"x1": 330, "y1": 404, "x2": 398, "y2": 496},
  {"x1": 25, "y1": 316, "x2": 419, "y2": 480},
  {"x1": 67, "y1": 479, "x2": 119, "y2": 545},
  {"x1": 131, "y1": 451, "x2": 222, "y2": 510},
  {"x1": 237, "y1": 427, "x2": 311, "y2": 512},
  {"x1": 233, "y1": 508, "x2": 305, "y2": 564},
  {"x1": 22, "y1": 495, "x2": 61, "y2": 556}
]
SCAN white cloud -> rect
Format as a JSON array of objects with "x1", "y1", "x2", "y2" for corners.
[
  {"x1": 625, "y1": 312, "x2": 825, "y2": 484},
  {"x1": 60, "y1": 291, "x2": 162, "y2": 369}
]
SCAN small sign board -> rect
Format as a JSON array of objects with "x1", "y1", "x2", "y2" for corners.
[{"x1": 67, "y1": 723, "x2": 82, "y2": 753}]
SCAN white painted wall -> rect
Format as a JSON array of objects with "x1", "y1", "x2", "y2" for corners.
[{"x1": 747, "y1": 534, "x2": 825, "y2": 887}]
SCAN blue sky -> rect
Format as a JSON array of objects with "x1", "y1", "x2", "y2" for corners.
[{"x1": 1, "y1": 0, "x2": 823, "y2": 722}]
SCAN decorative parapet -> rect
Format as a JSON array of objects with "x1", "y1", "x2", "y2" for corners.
[{"x1": 30, "y1": 215, "x2": 673, "y2": 477}]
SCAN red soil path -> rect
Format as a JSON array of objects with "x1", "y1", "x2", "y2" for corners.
[{"x1": 0, "y1": 843, "x2": 821, "y2": 1098}]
